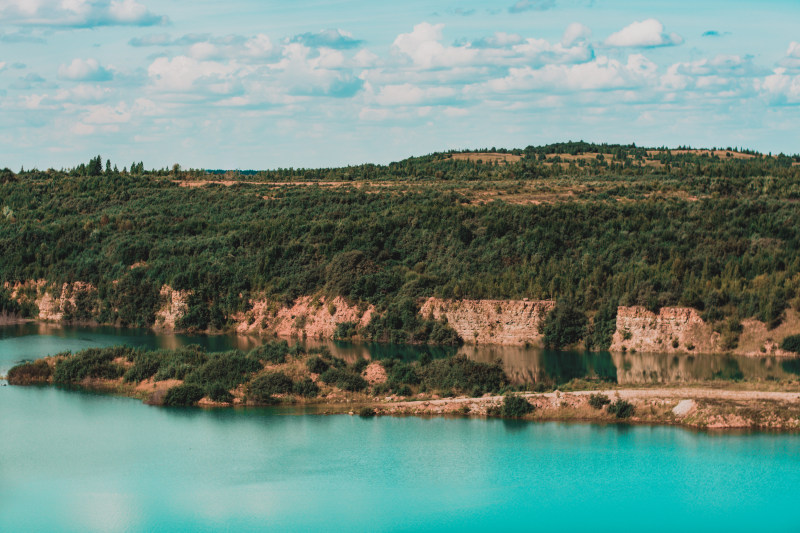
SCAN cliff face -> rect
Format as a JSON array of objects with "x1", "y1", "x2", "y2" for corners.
[
  {"x1": 233, "y1": 295, "x2": 374, "y2": 339},
  {"x1": 419, "y1": 298, "x2": 555, "y2": 346},
  {"x1": 610, "y1": 306, "x2": 721, "y2": 354},
  {"x1": 154, "y1": 285, "x2": 190, "y2": 331},
  {"x1": 4, "y1": 280, "x2": 98, "y2": 321}
]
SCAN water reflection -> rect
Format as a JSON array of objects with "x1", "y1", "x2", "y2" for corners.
[{"x1": 3, "y1": 322, "x2": 800, "y2": 386}]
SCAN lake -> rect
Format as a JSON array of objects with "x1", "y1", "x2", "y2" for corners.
[{"x1": 2, "y1": 324, "x2": 800, "y2": 532}]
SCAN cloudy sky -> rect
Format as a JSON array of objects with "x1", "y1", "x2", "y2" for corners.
[{"x1": 1, "y1": 0, "x2": 798, "y2": 170}]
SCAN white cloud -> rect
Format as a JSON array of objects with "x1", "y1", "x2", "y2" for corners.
[
  {"x1": 147, "y1": 56, "x2": 237, "y2": 93},
  {"x1": 757, "y1": 68, "x2": 800, "y2": 104},
  {"x1": 605, "y1": 19, "x2": 683, "y2": 48},
  {"x1": 561, "y1": 23, "x2": 591, "y2": 47},
  {"x1": 393, "y1": 23, "x2": 476, "y2": 68},
  {"x1": 0, "y1": 0, "x2": 167, "y2": 28},
  {"x1": 485, "y1": 54, "x2": 658, "y2": 93},
  {"x1": 58, "y1": 58, "x2": 113, "y2": 81},
  {"x1": 373, "y1": 83, "x2": 457, "y2": 106}
]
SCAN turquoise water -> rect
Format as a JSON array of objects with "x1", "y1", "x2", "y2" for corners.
[{"x1": 2, "y1": 325, "x2": 800, "y2": 532}]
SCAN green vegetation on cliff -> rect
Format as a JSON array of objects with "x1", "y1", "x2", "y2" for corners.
[{"x1": 2, "y1": 143, "x2": 800, "y2": 346}]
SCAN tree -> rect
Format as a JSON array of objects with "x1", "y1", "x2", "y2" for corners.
[{"x1": 542, "y1": 299, "x2": 588, "y2": 349}]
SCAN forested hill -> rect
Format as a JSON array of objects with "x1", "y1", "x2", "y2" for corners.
[{"x1": 1, "y1": 142, "x2": 800, "y2": 348}]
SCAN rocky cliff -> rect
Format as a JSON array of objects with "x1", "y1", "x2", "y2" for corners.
[
  {"x1": 233, "y1": 295, "x2": 374, "y2": 339},
  {"x1": 419, "y1": 298, "x2": 555, "y2": 346},
  {"x1": 4, "y1": 280, "x2": 98, "y2": 321},
  {"x1": 610, "y1": 306, "x2": 721, "y2": 354}
]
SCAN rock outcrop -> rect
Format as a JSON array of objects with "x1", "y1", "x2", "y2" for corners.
[
  {"x1": 610, "y1": 306, "x2": 721, "y2": 354},
  {"x1": 4, "y1": 280, "x2": 97, "y2": 321},
  {"x1": 154, "y1": 285, "x2": 191, "y2": 331},
  {"x1": 419, "y1": 298, "x2": 554, "y2": 345},
  {"x1": 233, "y1": 295, "x2": 374, "y2": 339}
]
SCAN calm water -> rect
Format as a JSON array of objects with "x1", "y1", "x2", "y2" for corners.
[{"x1": 2, "y1": 325, "x2": 800, "y2": 532}]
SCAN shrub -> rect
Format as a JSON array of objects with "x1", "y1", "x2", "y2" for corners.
[
  {"x1": 292, "y1": 377, "x2": 320, "y2": 398},
  {"x1": 163, "y1": 383, "x2": 206, "y2": 406},
  {"x1": 781, "y1": 334, "x2": 800, "y2": 354},
  {"x1": 248, "y1": 340, "x2": 290, "y2": 364},
  {"x1": 542, "y1": 300, "x2": 588, "y2": 349},
  {"x1": 607, "y1": 399, "x2": 635, "y2": 419},
  {"x1": 501, "y1": 395, "x2": 535, "y2": 418},
  {"x1": 334, "y1": 321, "x2": 358, "y2": 339},
  {"x1": 588, "y1": 393, "x2": 611, "y2": 410},
  {"x1": 320, "y1": 367, "x2": 368, "y2": 392},
  {"x1": 7, "y1": 359, "x2": 52, "y2": 384},
  {"x1": 249, "y1": 372, "x2": 294, "y2": 403},
  {"x1": 207, "y1": 383, "x2": 234, "y2": 403},
  {"x1": 152, "y1": 345, "x2": 207, "y2": 381},
  {"x1": 53, "y1": 347, "x2": 131, "y2": 384},
  {"x1": 419, "y1": 355, "x2": 507, "y2": 395},
  {"x1": 123, "y1": 352, "x2": 160, "y2": 383},
  {"x1": 351, "y1": 357, "x2": 369, "y2": 374},
  {"x1": 307, "y1": 356, "x2": 330, "y2": 374},
  {"x1": 395, "y1": 385, "x2": 413, "y2": 397},
  {"x1": 358, "y1": 406, "x2": 376, "y2": 417},
  {"x1": 184, "y1": 350, "x2": 261, "y2": 390}
]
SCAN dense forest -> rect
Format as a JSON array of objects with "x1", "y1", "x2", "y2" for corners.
[{"x1": 2, "y1": 142, "x2": 800, "y2": 348}]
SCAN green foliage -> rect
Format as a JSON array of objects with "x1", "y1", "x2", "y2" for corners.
[
  {"x1": 418, "y1": 355, "x2": 507, "y2": 395},
  {"x1": 543, "y1": 300, "x2": 588, "y2": 349},
  {"x1": 358, "y1": 406, "x2": 376, "y2": 417},
  {"x1": 207, "y1": 383, "x2": 234, "y2": 403},
  {"x1": 53, "y1": 347, "x2": 132, "y2": 384},
  {"x1": 7, "y1": 359, "x2": 52, "y2": 384},
  {"x1": 248, "y1": 340, "x2": 290, "y2": 364},
  {"x1": 123, "y1": 352, "x2": 160, "y2": 383},
  {"x1": 588, "y1": 393, "x2": 611, "y2": 409},
  {"x1": 3, "y1": 144, "x2": 800, "y2": 338},
  {"x1": 587, "y1": 301, "x2": 618, "y2": 350},
  {"x1": 163, "y1": 384, "x2": 205, "y2": 406},
  {"x1": 292, "y1": 377, "x2": 320, "y2": 398},
  {"x1": 334, "y1": 321, "x2": 358, "y2": 339},
  {"x1": 184, "y1": 350, "x2": 261, "y2": 390},
  {"x1": 307, "y1": 356, "x2": 330, "y2": 374},
  {"x1": 153, "y1": 345, "x2": 207, "y2": 381},
  {"x1": 351, "y1": 357, "x2": 369, "y2": 373},
  {"x1": 780, "y1": 334, "x2": 800, "y2": 354},
  {"x1": 501, "y1": 395, "x2": 535, "y2": 418},
  {"x1": 249, "y1": 372, "x2": 294, "y2": 403},
  {"x1": 607, "y1": 399, "x2": 635, "y2": 419},
  {"x1": 319, "y1": 367, "x2": 368, "y2": 391}
]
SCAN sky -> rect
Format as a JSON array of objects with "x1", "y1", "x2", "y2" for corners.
[{"x1": 0, "y1": 0, "x2": 798, "y2": 170}]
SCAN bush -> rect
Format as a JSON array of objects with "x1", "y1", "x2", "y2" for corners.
[
  {"x1": 207, "y1": 383, "x2": 234, "y2": 403},
  {"x1": 7, "y1": 359, "x2": 52, "y2": 384},
  {"x1": 501, "y1": 395, "x2": 535, "y2": 418},
  {"x1": 123, "y1": 352, "x2": 160, "y2": 383},
  {"x1": 292, "y1": 377, "x2": 320, "y2": 398},
  {"x1": 358, "y1": 406, "x2": 376, "y2": 417},
  {"x1": 334, "y1": 321, "x2": 358, "y2": 339},
  {"x1": 248, "y1": 341, "x2": 290, "y2": 364},
  {"x1": 163, "y1": 383, "x2": 206, "y2": 406},
  {"x1": 542, "y1": 300, "x2": 588, "y2": 349},
  {"x1": 152, "y1": 345, "x2": 207, "y2": 381},
  {"x1": 607, "y1": 399, "x2": 635, "y2": 419},
  {"x1": 184, "y1": 350, "x2": 261, "y2": 390},
  {"x1": 588, "y1": 393, "x2": 611, "y2": 410},
  {"x1": 307, "y1": 356, "x2": 330, "y2": 374},
  {"x1": 351, "y1": 357, "x2": 369, "y2": 374},
  {"x1": 419, "y1": 355, "x2": 507, "y2": 395},
  {"x1": 249, "y1": 372, "x2": 294, "y2": 403},
  {"x1": 53, "y1": 347, "x2": 131, "y2": 384},
  {"x1": 320, "y1": 367, "x2": 368, "y2": 392},
  {"x1": 781, "y1": 334, "x2": 800, "y2": 354},
  {"x1": 395, "y1": 385, "x2": 413, "y2": 397}
]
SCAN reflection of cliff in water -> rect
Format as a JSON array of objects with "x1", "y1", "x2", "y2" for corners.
[{"x1": 459, "y1": 345, "x2": 616, "y2": 385}]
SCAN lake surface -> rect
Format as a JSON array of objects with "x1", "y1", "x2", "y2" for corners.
[{"x1": 2, "y1": 324, "x2": 800, "y2": 532}]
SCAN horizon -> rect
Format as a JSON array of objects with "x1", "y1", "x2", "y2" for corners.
[{"x1": 1, "y1": 0, "x2": 799, "y2": 169}]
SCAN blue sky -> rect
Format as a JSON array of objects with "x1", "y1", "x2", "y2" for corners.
[{"x1": 0, "y1": 0, "x2": 798, "y2": 169}]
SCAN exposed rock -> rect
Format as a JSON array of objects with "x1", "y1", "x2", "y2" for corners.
[
  {"x1": 233, "y1": 295, "x2": 374, "y2": 339},
  {"x1": 154, "y1": 285, "x2": 190, "y2": 331},
  {"x1": 611, "y1": 306, "x2": 721, "y2": 354},
  {"x1": 418, "y1": 297, "x2": 555, "y2": 345},
  {"x1": 363, "y1": 362, "x2": 387, "y2": 385},
  {"x1": 672, "y1": 399, "x2": 696, "y2": 417}
]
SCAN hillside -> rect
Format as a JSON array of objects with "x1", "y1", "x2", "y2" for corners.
[{"x1": 2, "y1": 143, "x2": 800, "y2": 352}]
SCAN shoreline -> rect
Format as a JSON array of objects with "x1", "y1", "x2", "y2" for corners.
[{"x1": 12, "y1": 377, "x2": 800, "y2": 432}]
